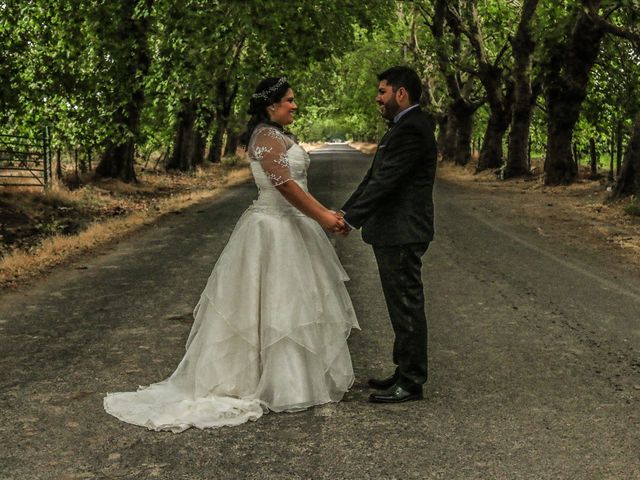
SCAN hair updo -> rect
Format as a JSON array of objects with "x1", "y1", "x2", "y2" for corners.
[{"x1": 240, "y1": 77, "x2": 291, "y2": 147}]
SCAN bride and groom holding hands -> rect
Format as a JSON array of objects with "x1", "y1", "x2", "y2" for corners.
[{"x1": 104, "y1": 65, "x2": 438, "y2": 432}]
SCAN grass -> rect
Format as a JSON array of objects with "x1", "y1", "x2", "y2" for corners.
[
  {"x1": 624, "y1": 200, "x2": 640, "y2": 217},
  {"x1": 220, "y1": 154, "x2": 243, "y2": 167},
  {"x1": 0, "y1": 159, "x2": 251, "y2": 289}
]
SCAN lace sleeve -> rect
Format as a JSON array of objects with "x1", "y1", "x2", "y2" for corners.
[{"x1": 248, "y1": 127, "x2": 292, "y2": 186}]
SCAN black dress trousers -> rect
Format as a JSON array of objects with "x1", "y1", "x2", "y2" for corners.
[{"x1": 373, "y1": 242, "x2": 429, "y2": 392}]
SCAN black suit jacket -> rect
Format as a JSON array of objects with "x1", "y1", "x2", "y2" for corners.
[{"x1": 342, "y1": 107, "x2": 437, "y2": 246}]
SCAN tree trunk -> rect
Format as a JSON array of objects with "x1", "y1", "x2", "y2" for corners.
[
  {"x1": 436, "y1": 115, "x2": 448, "y2": 159},
  {"x1": 224, "y1": 130, "x2": 239, "y2": 157},
  {"x1": 429, "y1": 0, "x2": 480, "y2": 166},
  {"x1": 442, "y1": 99, "x2": 477, "y2": 166},
  {"x1": 543, "y1": 2, "x2": 604, "y2": 185},
  {"x1": 442, "y1": 107, "x2": 458, "y2": 162},
  {"x1": 608, "y1": 126, "x2": 615, "y2": 182},
  {"x1": 96, "y1": 140, "x2": 137, "y2": 182},
  {"x1": 477, "y1": 105, "x2": 510, "y2": 172},
  {"x1": 55, "y1": 148, "x2": 62, "y2": 179},
  {"x1": 95, "y1": 0, "x2": 154, "y2": 183},
  {"x1": 616, "y1": 118, "x2": 624, "y2": 176},
  {"x1": 544, "y1": 125, "x2": 578, "y2": 184},
  {"x1": 589, "y1": 137, "x2": 598, "y2": 178},
  {"x1": 506, "y1": 102, "x2": 533, "y2": 178},
  {"x1": 207, "y1": 79, "x2": 238, "y2": 164},
  {"x1": 464, "y1": 3, "x2": 513, "y2": 173},
  {"x1": 167, "y1": 99, "x2": 205, "y2": 171},
  {"x1": 505, "y1": 0, "x2": 540, "y2": 178},
  {"x1": 77, "y1": 147, "x2": 87, "y2": 173},
  {"x1": 614, "y1": 114, "x2": 640, "y2": 197},
  {"x1": 455, "y1": 110, "x2": 473, "y2": 166},
  {"x1": 193, "y1": 129, "x2": 206, "y2": 167},
  {"x1": 207, "y1": 119, "x2": 226, "y2": 164}
]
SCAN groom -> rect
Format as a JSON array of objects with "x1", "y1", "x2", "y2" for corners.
[{"x1": 340, "y1": 66, "x2": 437, "y2": 403}]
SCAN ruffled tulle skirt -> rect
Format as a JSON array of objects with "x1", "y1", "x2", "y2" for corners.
[{"x1": 104, "y1": 205, "x2": 359, "y2": 432}]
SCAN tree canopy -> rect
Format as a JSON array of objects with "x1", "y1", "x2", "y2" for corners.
[{"x1": 2, "y1": 0, "x2": 640, "y2": 194}]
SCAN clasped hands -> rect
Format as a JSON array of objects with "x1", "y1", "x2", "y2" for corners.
[{"x1": 326, "y1": 210, "x2": 352, "y2": 236}]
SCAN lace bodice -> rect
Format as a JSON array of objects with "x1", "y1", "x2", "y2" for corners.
[{"x1": 247, "y1": 124, "x2": 310, "y2": 211}]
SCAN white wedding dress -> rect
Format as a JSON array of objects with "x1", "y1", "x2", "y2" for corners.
[{"x1": 104, "y1": 124, "x2": 359, "y2": 432}]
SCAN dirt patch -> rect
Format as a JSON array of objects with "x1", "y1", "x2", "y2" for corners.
[
  {"x1": 0, "y1": 161, "x2": 251, "y2": 289},
  {"x1": 300, "y1": 142, "x2": 326, "y2": 152},
  {"x1": 437, "y1": 160, "x2": 640, "y2": 270},
  {"x1": 1, "y1": 190, "x2": 100, "y2": 255},
  {"x1": 349, "y1": 141, "x2": 377, "y2": 155}
]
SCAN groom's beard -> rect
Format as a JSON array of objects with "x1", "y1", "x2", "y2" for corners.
[{"x1": 379, "y1": 96, "x2": 400, "y2": 121}]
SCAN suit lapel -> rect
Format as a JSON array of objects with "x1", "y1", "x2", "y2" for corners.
[
  {"x1": 372, "y1": 126, "x2": 395, "y2": 168},
  {"x1": 371, "y1": 107, "x2": 422, "y2": 168}
]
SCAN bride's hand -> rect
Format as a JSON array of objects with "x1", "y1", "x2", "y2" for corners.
[{"x1": 319, "y1": 210, "x2": 345, "y2": 231}]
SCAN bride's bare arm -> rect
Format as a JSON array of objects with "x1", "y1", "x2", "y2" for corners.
[
  {"x1": 249, "y1": 126, "x2": 343, "y2": 231},
  {"x1": 276, "y1": 181, "x2": 344, "y2": 231}
]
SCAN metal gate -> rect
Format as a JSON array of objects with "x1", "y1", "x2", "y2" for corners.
[{"x1": 0, "y1": 127, "x2": 52, "y2": 188}]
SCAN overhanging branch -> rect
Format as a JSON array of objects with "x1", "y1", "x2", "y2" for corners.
[{"x1": 584, "y1": 3, "x2": 640, "y2": 47}]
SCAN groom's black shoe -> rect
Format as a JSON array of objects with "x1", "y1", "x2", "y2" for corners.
[
  {"x1": 367, "y1": 373, "x2": 399, "y2": 390},
  {"x1": 368, "y1": 384, "x2": 423, "y2": 403}
]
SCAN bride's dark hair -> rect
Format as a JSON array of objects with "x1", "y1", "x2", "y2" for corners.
[{"x1": 239, "y1": 77, "x2": 291, "y2": 147}]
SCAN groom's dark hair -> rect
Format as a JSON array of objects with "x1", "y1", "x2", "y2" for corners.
[{"x1": 378, "y1": 66, "x2": 422, "y2": 104}]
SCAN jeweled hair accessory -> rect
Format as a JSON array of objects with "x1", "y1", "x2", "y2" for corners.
[{"x1": 251, "y1": 77, "x2": 288, "y2": 101}]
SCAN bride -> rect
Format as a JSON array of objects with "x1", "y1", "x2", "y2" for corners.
[{"x1": 103, "y1": 77, "x2": 360, "y2": 432}]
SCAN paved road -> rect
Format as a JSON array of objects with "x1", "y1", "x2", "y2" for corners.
[{"x1": 1, "y1": 144, "x2": 639, "y2": 479}]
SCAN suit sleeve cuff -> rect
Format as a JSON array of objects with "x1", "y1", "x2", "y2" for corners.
[{"x1": 340, "y1": 211, "x2": 357, "y2": 230}]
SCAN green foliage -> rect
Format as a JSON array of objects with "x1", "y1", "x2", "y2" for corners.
[
  {"x1": 1, "y1": 0, "x2": 392, "y2": 158},
  {"x1": 292, "y1": 23, "x2": 405, "y2": 141},
  {"x1": 3, "y1": 0, "x2": 640, "y2": 168}
]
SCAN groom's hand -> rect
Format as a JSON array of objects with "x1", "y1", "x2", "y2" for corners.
[
  {"x1": 329, "y1": 211, "x2": 346, "y2": 235},
  {"x1": 338, "y1": 225, "x2": 352, "y2": 236},
  {"x1": 334, "y1": 211, "x2": 352, "y2": 236},
  {"x1": 326, "y1": 210, "x2": 346, "y2": 233}
]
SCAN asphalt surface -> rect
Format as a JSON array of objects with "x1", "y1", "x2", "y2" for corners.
[{"x1": 1, "y1": 143, "x2": 639, "y2": 479}]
